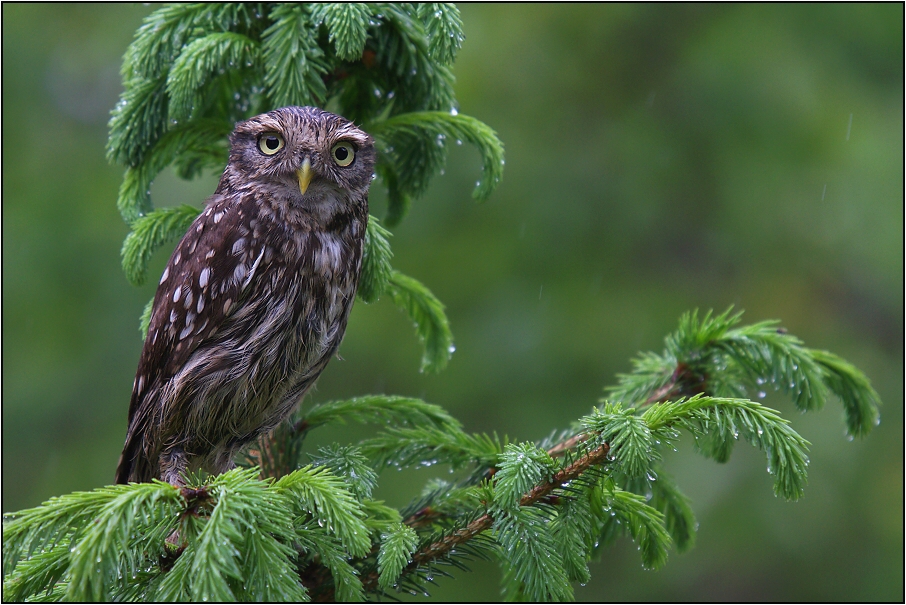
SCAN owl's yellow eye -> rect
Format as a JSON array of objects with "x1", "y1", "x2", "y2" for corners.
[
  {"x1": 331, "y1": 142, "x2": 356, "y2": 167},
  {"x1": 258, "y1": 133, "x2": 284, "y2": 155}
]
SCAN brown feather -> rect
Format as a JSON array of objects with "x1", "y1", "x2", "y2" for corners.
[{"x1": 116, "y1": 107, "x2": 375, "y2": 484}]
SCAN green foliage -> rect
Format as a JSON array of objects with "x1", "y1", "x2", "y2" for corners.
[
  {"x1": 595, "y1": 484, "x2": 672, "y2": 571},
  {"x1": 2, "y1": 310, "x2": 882, "y2": 601},
  {"x1": 493, "y1": 443, "x2": 557, "y2": 511},
  {"x1": 608, "y1": 308, "x2": 880, "y2": 437},
  {"x1": 496, "y1": 506, "x2": 574, "y2": 601},
  {"x1": 357, "y1": 216, "x2": 393, "y2": 303},
  {"x1": 108, "y1": 2, "x2": 500, "y2": 372},
  {"x1": 417, "y1": 4, "x2": 465, "y2": 65},
  {"x1": 370, "y1": 110, "x2": 505, "y2": 207},
  {"x1": 386, "y1": 270, "x2": 455, "y2": 372},
  {"x1": 262, "y1": 4, "x2": 329, "y2": 108},
  {"x1": 361, "y1": 424, "x2": 505, "y2": 471},
  {"x1": 644, "y1": 396, "x2": 811, "y2": 500},
  {"x1": 310, "y1": 4, "x2": 371, "y2": 62},
  {"x1": 377, "y1": 523, "x2": 419, "y2": 590},
  {"x1": 301, "y1": 394, "x2": 459, "y2": 431},
  {"x1": 121, "y1": 205, "x2": 200, "y2": 286}
]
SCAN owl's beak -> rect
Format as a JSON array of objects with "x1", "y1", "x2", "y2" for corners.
[{"x1": 297, "y1": 157, "x2": 313, "y2": 195}]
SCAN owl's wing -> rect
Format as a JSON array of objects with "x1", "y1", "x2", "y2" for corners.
[{"x1": 116, "y1": 193, "x2": 269, "y2": 482}]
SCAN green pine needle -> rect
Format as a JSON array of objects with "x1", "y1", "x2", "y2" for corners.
[
  {"x1": 302, "y1": 394, "x2": 460, "y2": 432},
  {"x1": 273, "y1": 465, "x2": 372, "y2": 557},
  {"x1": 167, "y1": 32, "x2": 261, "y2": 123},
  {"x1": 262, "y1": 4, "x2": 329, "y2": 108},
  {"x1": 371, "y1": 110, "x2": 505, "y2": 203},
  {"x1": 417, "y1": 4, "x2": 465, "y2": 65},
  {"x1": 493, "y1": 443, "x2": 558, "y2": 512},
  {"x1": 644, "y1": 395, "x2": 811, "y2": 500},
  {"x1": 387, "y1": 270, "x2": 454, "y2": 373},
  {"x1": 358, "y1": 216, "x2": 394, "y2": 303},
  {"x1": 377, "y1": 523, "x2": 419, "y2": 590},
  {"x1": 312, "y1": 3, "x2": 372, "y2": 61},
  {"x1": 495, "y1": 506, "x2": 574, "y2": 602},
  {"x1": 121, "y1": 205, "x2": 200, "y2": 286}
]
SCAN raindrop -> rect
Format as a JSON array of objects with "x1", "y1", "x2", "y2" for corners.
[
  {"x1": 448, "y1": 344, "x2": 456, "y2": 354},
  {"x1": 757, "y1": 391, "x2": 766, "y2": 399},
  {"x1": 455, "y1": 139, "x2": 463, "y2": 146},
  {"x1": 450, "y1": 107, "x2": 459, "y2": 116}
]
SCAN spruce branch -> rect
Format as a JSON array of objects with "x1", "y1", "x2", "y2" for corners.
[
  {"x1": 121, "y1": 205, "x2": 201, "y2": 286},
  {"x1": 357, "y1": 216, "x2": 394, "y2": 303},
  {"x1": 310, "y1": 3, "x2": 372, "y2": 62},
  {"x1": 386, "y1": 270, "x2": 455, "y2": 373},
  {"x1": 356, "y1": 442, "x2": 611, "y2": 598},
  {"x1": 262, "y1": 4, "x2": 329, "y2": 107},
  {"x1": 608, "y1": 309, "x2": 881, "y2": 441},
  {"x1": 166, "y1": 32, "x2": 262, "y2": 123}
]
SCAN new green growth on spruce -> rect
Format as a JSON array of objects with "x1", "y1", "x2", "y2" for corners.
[{"x1": 2, "y1": 4, "x2": 882, "y2": 602}]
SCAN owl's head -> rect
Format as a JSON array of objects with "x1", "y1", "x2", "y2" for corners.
[{"x1": 225, "y1": 106, "x2": 376, "y2": 211}]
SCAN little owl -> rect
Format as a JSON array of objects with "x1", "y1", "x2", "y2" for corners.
[{"x1": 115, "y1": 106, "x2": 375, "y2": 485}]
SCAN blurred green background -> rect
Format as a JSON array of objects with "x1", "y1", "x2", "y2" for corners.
[{"x1": 2, "y1": 3, "x2": 902, "y2": 601}]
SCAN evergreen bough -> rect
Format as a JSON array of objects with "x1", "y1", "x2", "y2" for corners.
[{"x1": 2, "y1": 4, "x2": 882, "y2": 602}]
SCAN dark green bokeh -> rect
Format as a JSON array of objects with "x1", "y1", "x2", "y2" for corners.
[{"x1": 2, "y1": 4, "x2": 902, "y2": 601}]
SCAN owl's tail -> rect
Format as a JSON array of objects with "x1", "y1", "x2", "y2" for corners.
[
  {"x1": 115, "y1": 390, "x2": 155, "y2": 484},
  {"x1": 115, "y1": 433, "x2": 154, "y2": 484}
]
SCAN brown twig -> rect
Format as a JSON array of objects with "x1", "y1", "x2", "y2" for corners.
[
  {"x1": 401, "y1": 432, "x2": 594, "y2": 529},
  {"x1": 643, "y1": 362, "x2": 707, "y2": 407},
  {"x1": 344, "y1": 441, "x2": 610, "y2": 599}
]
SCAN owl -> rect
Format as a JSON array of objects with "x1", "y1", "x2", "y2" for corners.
[{"x1": 115, "y1": 106, "x2": 376, "y2": 485}]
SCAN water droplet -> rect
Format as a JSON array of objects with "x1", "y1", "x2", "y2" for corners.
[{"x1": 450, "y1": 107, "x2": 459, "y2": 116}]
